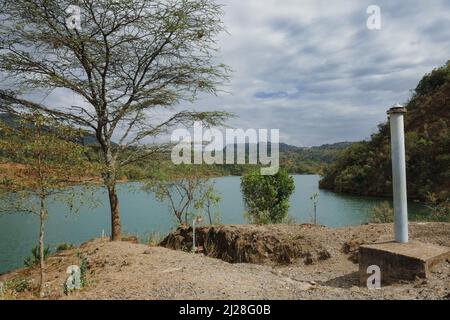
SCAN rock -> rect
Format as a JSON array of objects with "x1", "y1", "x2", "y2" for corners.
[{"x1": 343, "y1": 238, "x2": 365, "y2": 263}]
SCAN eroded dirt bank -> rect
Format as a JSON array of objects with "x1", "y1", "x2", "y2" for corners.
[{"x1": 1, "y1": 222, "x2": 449, "y2": 300}]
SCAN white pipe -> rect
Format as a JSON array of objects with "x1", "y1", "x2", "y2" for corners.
[
  {"x1": 388, "y1": 105, "x2": 409, "y2": 243},
  {"x1": 192, "y1": 219, "x2": 196, "y2": 252}
]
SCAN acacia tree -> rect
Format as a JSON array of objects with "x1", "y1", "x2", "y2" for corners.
[
  {"x1": 0, "y1": 0, "x2": 231, "y2": 240},
  {"x1": 0, "y1": 113, "x2": 96, "y2": 297},
  {"x1": 145, "y1": 164, "x2": 216, "y2": 225},
  {"x1": 195, "y1": 183, "x2": 221, "y2": 224}
]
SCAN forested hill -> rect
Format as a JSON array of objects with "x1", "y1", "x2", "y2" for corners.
[
  {"x1": 279, "y1": 142, "x2": 354, "y2": 174},
  {"x1": 1, "y1": 112, "x2": 353, "y2": 178},
  {"x1": 220, "y1": 141, "x2": 354, "y2": 175},
  {"x1": 319, "y1": 61, "x2": 450, "y2": 202}
]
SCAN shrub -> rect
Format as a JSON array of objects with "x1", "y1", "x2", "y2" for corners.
[
  {"x1": 241, "y1": 169, "x2": 295, "y2": 224},
  {"x1": 369, "y1": 201, "x2": 394, "y2": 223},
  {"x1": 56, "y1": 243, "x2": 75, "y2": 252},
  {"x1": 147, "y1": 232, "x2": 163, "y2": 247},
  {"x1": 425, "y1": 192, "x2": 450, "y2": 221},
  {"x1": 0, "y1": 279, "x2": 30, "y2": 299},
  {"x1": 24, "y1": 245, "x2": 51, "y2": 267}
]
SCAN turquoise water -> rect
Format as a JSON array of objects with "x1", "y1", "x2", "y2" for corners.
[{"x1": 0, "y1": 175, "x2": 427, "y2": 273}]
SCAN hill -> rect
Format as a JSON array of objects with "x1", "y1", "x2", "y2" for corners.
[
  {"x1": 219, "y1": 141, "x2": 353, "y2": 176},
  {"x1": 319, "y1": 61, "x2": 450, "y2": 202},
  {"x1": 1, "y1": 113, "x2": 353, "y2": 178},
  {"x1": 279, "y1": 142, "x2": 354, "y2": 174}
]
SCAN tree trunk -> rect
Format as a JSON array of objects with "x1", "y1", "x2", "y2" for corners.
[
  {"x1": 39, "y1": 196, "x2": 46, "y2": 298},
  {"x1": 103, "y1": 146, "x2": 122, "y2": 241},
  {"x1": 108, "y1": 183, "x2": 122, "y2": 241},
  {"x1": 207, "y1": 206, "x2": 213, "y2": 225}
]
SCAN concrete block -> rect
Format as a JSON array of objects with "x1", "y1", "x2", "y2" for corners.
[{"x1": 359, "y1": 241, "x2": 450, "y2": 285}]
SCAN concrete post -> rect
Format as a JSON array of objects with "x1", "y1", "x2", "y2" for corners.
[{"x1": 387, "y1": 104, "x2": 408, "y2": 243}]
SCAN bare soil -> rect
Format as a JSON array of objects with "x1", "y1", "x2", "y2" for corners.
[{"x1": 1, "y1": 222, "x2": 449, "y2": 300}]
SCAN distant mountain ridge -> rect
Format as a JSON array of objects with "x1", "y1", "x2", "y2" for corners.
[
  {"x1": 0, "y1": 113, "x2": 103, "y2": 146},
  {"x1": 1, "y1": 112, "x2": 354, "y2": 176},
  {"x1": 221, "y1": 141, "x2": 354, "y2": 174}
]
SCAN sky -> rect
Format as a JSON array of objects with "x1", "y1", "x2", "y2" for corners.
[
  {"x1": 187, "y1": 0, "x2": 450, "y2": 146},
  {"x1": 2, "y1": 0, "x2": 449, "y2": 147}
]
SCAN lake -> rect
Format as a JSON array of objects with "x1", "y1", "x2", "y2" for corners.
[{"x1": 0, "y1": 175, "x2": 428, "y2": 273}]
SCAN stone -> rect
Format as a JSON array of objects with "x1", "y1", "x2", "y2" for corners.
[{"x1": 359, "y1": 241, "x2": 450, "y2": 285}]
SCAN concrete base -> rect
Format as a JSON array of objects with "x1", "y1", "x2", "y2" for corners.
[{"x1": 359, "y1": 241, "x2": 450, "y2": 285}]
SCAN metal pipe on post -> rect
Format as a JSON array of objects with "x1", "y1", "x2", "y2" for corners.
[
  {"x1": 192, "y1": 216, "x2": 203, "y2": 253},
  {"x1": 387, "y1": 104, "x2": 409, "y2": 243},
  {"x1": 192, "y1": 219, "x2": 196, "y2": 253}
]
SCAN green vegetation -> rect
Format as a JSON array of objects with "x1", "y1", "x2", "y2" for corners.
[
  {"x1": 320, "y1": 62, "x2": 450, "y2": 209},
  {"x1": 1, "y1": 112, "x2": 351, "y2": 181},
  {"x1": 195, "y1": 184, "x2": 222, "y2": 225},
  {"x1": 0, "y1": 278, "x2": 30, "y2": 299},
  {"x1": 0, "y1": 113, "x2": 96, "y2": 297},
  {"x1": 368, "y1": 201, "x2": 394, "y2": 223},
  {"x1": 56, "y1": 243, "x2": 75, "y2": 252},
  {"x1": 241, "y1": 169, "x2": 295, "y2": 224},
  {"x1": 64, "y1": 252, "x2": 89, "y2": 295},
  {"x1": 0, "y1": 0, "x2": 232, "y2": 241},
  {"x1": 78, "y1": 254, "x2": 89, "y2": 289},
  {"x1": 24, "y1": 245, "x2": 51, "y2": 268},
  {"x1": 425, "y1": 192, "x2": 450, "y2": 221},
  {"x1": 279, "y1": 142, "x2": 353, "y2": 174},
  {"x1": 144, "y1": 164, "x2": 222, "y2": 226},
  {"x1": 147, "y1": 232, "x2": 164, "y2": 247}
]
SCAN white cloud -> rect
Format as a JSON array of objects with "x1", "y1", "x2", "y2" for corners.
[
  {"x1": 188, "y1": 0, "x2": 450, "y2": 146},
  {"x1": 3, "y1": 1, "x2": 449, "y2": 147}
]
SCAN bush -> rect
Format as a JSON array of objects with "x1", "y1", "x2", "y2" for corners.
[
  {"x1": 0, "y1": 279, "x2": 30, "y2": 299},
  {"x1": 369, "y1": 201, "x2": 394, "y2": 223},
  {"x1": 241, "y1": 169, "x2": 295, "y2": 224},
  {"x1": 24, "y1": 245, "x2": 51, "y2": 267},
  {"x1": 425, "y1": 192, "x2": 450, "y2": 221},
  {"x1": 56, "y1": 243, "x2": 75, "y2": 252},
  {"x1": 147, "y1": 232, "x2": 163, "y2": 246}
]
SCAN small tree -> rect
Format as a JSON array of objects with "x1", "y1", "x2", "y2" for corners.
[
  {"x1": 195, "y1": 183, "x2": 221, "y2": 225},
  {"x1": 145, "y1": 164, "x2": 215, "y2": 225},
  {"x1": 240, "y1": 169, "x2": 295, "y2": 224},
  {"x1": 0, "y1": 113, "x2": 96, "y2": 297}
]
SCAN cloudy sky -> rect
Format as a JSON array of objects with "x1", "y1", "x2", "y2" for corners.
[
  {"x1": 188, "y1": 0, "x2": 450, "y2": 146},
  {"x1": 3, "y1": 0, "x2": 449, "y2": 147}
]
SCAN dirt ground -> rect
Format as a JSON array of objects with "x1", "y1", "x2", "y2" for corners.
[{"x1": 1, "y1": 222, "x2": 449, "y2": 300}]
